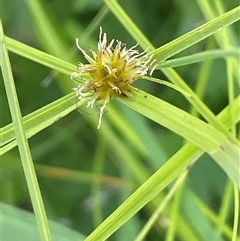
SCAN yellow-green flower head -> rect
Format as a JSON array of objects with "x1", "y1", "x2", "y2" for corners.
[{"x1": 71, "y1": 27, "x2": 156, "y2": 128}]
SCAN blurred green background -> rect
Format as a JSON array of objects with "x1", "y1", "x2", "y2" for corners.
[{"x1": 1, "y1": 0, "x2": 239, "y2": 239}]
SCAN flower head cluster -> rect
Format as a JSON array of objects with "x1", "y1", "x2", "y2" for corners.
[{"x1": 71, "y1": 27, "x2": 156, "y2": 128}]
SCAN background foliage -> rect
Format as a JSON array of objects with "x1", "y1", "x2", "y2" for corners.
[{"x1": 1, "y1": 0, "x2": 239, "y2": 240}]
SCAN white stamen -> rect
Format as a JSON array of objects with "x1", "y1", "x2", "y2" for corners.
[{"x1": 112, "y1": 86, "x2": 121, "y2": 93}]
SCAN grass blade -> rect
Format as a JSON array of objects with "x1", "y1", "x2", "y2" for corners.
[
  {"x1": 5, "y1": 36, "x2": 75, "y2": 75},
  {"x1": 120, "y1": 90, "x2": 240, "y2": 187},
  {"x1": 1, "y1": 93, "x2": 88, "y2": 154},
  {"x1": 0, "y1": 21, "x2": 53, "y2": 241},
  {"x1": 84, "y1": 93, "x2": 240, "y2": 241},
  {"x1": 157, "y1": 48, "x2": 240, "y2": 68}
]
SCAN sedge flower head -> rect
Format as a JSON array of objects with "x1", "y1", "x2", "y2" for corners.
[{"x1": 71, "y1": 27, "x2": 156, "y2": 128}]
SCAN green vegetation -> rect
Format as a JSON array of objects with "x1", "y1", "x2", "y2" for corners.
[{"x1": 1, "y1": 0, "x2": 239, "y2": 240}]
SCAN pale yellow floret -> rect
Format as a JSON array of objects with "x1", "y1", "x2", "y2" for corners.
[{"x1": 71, "y1": 27, "x2": 156, "y2": 128}]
